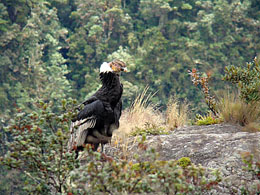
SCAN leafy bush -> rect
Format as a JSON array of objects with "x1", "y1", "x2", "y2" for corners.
[
  {"x1": 1, "y1": 99, "x2": 79, "y2": 194},
  {"x1": 241, "y1": 152, "x2": 260, "y2": 179},
  {"x1": 239, "y1": 152, "x2": 260, "y2": 194},
  {"x1": 190, "y1": 57, "x2": 260, "y2": 127},
  {"x1": 223, "y1": 57, "x2": 260, "y2": 103}
]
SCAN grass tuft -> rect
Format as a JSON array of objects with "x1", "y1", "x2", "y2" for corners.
[
  {"x1": 115, "y1": 86, "x2": 165, "y2": 137},
  {"x1": 217, "y1": 92, "x2": 260, "y2": 127},
  {"x1": 166, "y1": 97, "x2": 189, "y2": 130},
  {"x1": 242, "y1": 122, "x2": 260, "y2": 133}
]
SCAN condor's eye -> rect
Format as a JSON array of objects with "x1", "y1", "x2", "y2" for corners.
[{"x1": 121, "y1": 67, "x2": 128, "y2": 72}]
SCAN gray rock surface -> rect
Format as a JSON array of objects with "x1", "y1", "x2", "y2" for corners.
[
  {"x1": 146, "y1": 124, "x2": 260, "y2": 194},
  {"x1": 107, "y1": 124, "x2": 260, "y2": 194},
  {"x1": 147, "y1": 124, "x2": 259, "y2": 164}
]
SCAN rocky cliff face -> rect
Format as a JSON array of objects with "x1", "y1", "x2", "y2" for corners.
[
  {"x1": 144, "y1": 124, "x2": 260, "y2": 194},
  {"x1": 107, "y1": 124, "x2": 260, "y2": 194}
]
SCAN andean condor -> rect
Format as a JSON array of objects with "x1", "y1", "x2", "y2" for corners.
[{"x1": 68, "y1": 60, "x2": 127, "y2": 155}]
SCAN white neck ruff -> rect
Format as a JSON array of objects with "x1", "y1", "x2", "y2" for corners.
[{"x1": 100, "y1": 62, "x2": 112, "y2": 73}]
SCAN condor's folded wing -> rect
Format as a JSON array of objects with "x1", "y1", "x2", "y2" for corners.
[{"x1": 68, "y1": 100, "x2": 105, "y2": 150}]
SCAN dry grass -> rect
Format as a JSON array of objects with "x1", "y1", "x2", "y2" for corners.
[
  {"x1": 111, "y1": 87, "x2": 165, "y2": 157},
  {"x1": 242, "y1": 122, "x2": 260, "y2": 133},
  {"x1": 166, "y1": 97, "x2": 189, "y2": 130},
  {"x1": 217, "y1": 92, "x2": 260, "y2": 129},
  {"x1": 114, "y1": 86, "x2": 164, "y2": 137}
]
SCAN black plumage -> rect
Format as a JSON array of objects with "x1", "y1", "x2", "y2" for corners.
[{"x1": 68, "y1": 60, "x2": 126, "y2": 155}]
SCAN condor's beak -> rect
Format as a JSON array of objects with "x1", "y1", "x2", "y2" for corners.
[{"x1": 121, "y1": 67, "x2": 128, "y2": 72}]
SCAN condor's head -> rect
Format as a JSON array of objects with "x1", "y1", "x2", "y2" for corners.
[{"x1": 100, "y1": 60, "x2": 127, "y2": 75}]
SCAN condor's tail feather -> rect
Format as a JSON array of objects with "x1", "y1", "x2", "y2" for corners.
[{"x1": 68, "y1": 117, "x2": 96, "y2": 151}]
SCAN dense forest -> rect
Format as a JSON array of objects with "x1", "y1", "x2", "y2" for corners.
[
  {"x1": 1, "y1": 0, "x2": 259, "y2": 118},
  {"x1": 0, "y1": 0, "x2": 260, "y2": 194}
]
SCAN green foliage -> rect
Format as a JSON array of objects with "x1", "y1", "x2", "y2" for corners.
[
  {"x1": 2, "y1": 0, "x2": 260, "y2": 116},
  {"x1": 241, "y1": 152, "x2": 260, "y2": 177},
  {"x1": 0, "y1": 168, "x2": 27, "y2": 195},
  {"x1": 0, "y1": 1, "x2": 71, "y2": 118},
  {"x1": 177, "y1": 157, "x2": 192, "y2": 168},
  {"x1": 0, "y1": 3, "x2": 11, "y2": 32},
  {"x1": 140, "y1": 0, "x2": 172, "y2": 27},
  {"x1": 130, "y1": 122, "x2": 169, "y2": 136},
  {"x1": 223, "y1": 57, "x2": 260, "y2": 103},
  {"x1": 1, "y1": 99, "x2": 79, "y2": 194},
  {"x1": 240, "y1": 152, "x2": 260, "y2": 194},
  {"x1": 131, "y1": 160, "x2": 168, "y2": 172},
  {"x1": 195, "y1": 113, "x2": 221, "y2": 126},
  {"x1": 71, "y1": 138, "x2": 221, "y2": 194},
  {"x1": 181, "y1": 3, "x2": 193, "y2": 10},
  {"x1": 58, "y1": 0, "x2": 260, "y2": 113}
]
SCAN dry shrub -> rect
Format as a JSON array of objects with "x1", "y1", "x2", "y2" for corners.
[
  {"x1": 114, "y1": 86, "x2": 164, "y2": 138},
  {"x1": 111, "y1": 87, "x2": 164, "y2": 158},
  {"x1": 166, "y1": 97, "x2": 189, "y2": 130},
  {"x1": 217, "y1": 92, "x2": 260, "y2": 128},
  {"x1": 242, "y1": 122, "x2": 260, "y2": 133}
]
